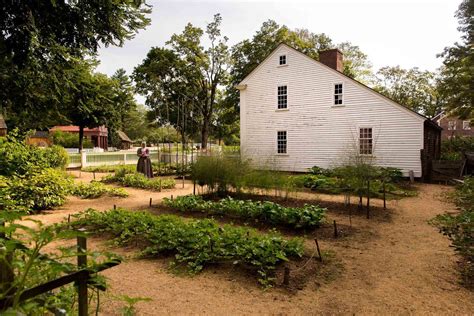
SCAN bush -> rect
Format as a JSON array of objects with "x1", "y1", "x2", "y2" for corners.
[
  {"x1": 7, "y1": 168, "x2": 73, "y2": 211},
  {"x1": 431, "y1": 177, "x2": 474, "y2": 287},
  {"x1": 71, "y1": 181, "x2": 129, "y2": 199},
  {"x1": 71, "y1": 208, "x2": 304, "y2": 286},
  {"x1": 164, "y1": 195, "x2": 326, "y2": 229},
  {"x1": 441, "y1": 136, "x2": 474, "y2": 161},
  {"x1": 0, "y1": 131, "x2": 70, "y2": 176}
]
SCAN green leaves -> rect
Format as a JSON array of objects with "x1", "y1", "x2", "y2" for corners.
[
  {"x1": 102, "y1": 168, "x2": 176, "y2": 190},
  {"x1": 71, "y1": 181, "x2": 129, "y2": 199},
  {"x1": 72, "y1": 208, "x2": 304, "y2": 286},
  {"x1": 163, "y1": 195, "x2": 326, "y2": 229}
]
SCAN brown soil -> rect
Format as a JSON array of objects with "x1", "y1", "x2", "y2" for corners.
[{"x1": 23, "y1": 174, "x2": 474, "y2": 314}]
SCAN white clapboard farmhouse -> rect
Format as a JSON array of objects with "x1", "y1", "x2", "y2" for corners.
[{"x1": 236, "y1": 43, "x2": 441, "y2": 179}]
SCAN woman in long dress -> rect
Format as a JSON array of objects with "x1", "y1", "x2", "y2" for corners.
[{"x1": 137, "y1": 142, "x2": 153, "y2": 178}]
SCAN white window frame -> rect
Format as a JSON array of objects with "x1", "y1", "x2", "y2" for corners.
[
  {"x1": 462, "y1": 121, "x2": 471, "y2": 130},
  {"x1": 277, "y1": 130, "x2": 288, "y2": 154},
  {"x1": 277, "y1": 85, "x2": 288, "y2": 110},
  {"x1": 279, "y1": 54, "x2": 287, "y2": 66},
  {"x1": 359, "y1": 127, "x2": 373, "y2": 155},
  {"x1": 333, "y1": 82, "x2": 344, "y2": 106},
  {"x1": 448, "y1": 120, "x2": 456, "y2": 130}
]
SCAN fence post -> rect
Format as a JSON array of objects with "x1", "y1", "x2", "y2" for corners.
[
  {"x1": 77, "y1": 231, "x2": 88, "y2": 316},
  {"x1": 81, "y1": 151, "x2": 87, "y2": 168},
  {"x1": 123, "y1": 152, "x2": 127, "y2": 165}
]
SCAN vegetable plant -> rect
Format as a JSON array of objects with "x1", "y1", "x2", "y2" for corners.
[
  {"x1": 163, "y1": 195, "x2": 326, "y2": 229},
  {"x1": 71, "y1": 181, "x2": 129, "y2": 199}
]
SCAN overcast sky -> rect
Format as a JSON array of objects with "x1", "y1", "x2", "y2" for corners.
[{"x1": 97, "y1": 0, "x2": 461, "y2": 100}]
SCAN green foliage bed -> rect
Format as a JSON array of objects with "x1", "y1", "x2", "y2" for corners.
[
  {"x1": 70, "y1": 181, "x2": 129, "y2": 199},
  {"x1": 163, "y1": 195, "x2": 326, "y2": 229},
  {"x1": 102, "y1": 168, "x2": 176, "y2": 190},
  {"x1": 82, "y1": 162, "x2": 190, "y2": 176},
  {"x1": 71, "y1": 208, "x2": 304, "y2": 286}
]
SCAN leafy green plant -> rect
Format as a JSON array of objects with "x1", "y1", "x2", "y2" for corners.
[
  {"x1": 102, "y1": 169, "x2": 176, "y2": 191},
  {"x1": 431, "y1": 177, "x2": 473, "y2": 287},
  {"x1": 6, "y1": 168, "x2": 73, "y2": 212},
  {"x1": 71, "y1": 208, "x2": 304, "y2": 286},
  {"x1": 116, "y1": 295, "x2": 152, "y2": 316},
  {"x1": 0, "y1": 212, "x2": 118, "y2": 314},
  {"x1": 441, "y1": 136, "x2": 474, "y2": 161},
  {"x1": 71, "y1": 181, "x2": 129, "y2": 199},
  {"x1": 164, "y1": 195, "x2": 326, "y2": 229}
]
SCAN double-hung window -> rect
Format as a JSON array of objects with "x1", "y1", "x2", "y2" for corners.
[
  {"x1": 277, "y1": 85, "x2": 288, "y2": 109},
  {"x1": 334, "y1": 83, "x2": 343, "y2": 105},
  {"x1": 359, "y1": 128, "x2": 373, "y2": 155},
  {"x1": 448, "y1": 121, "x2": 456, "y2": 130},
  {"x1": 279, "y1": 55, "x2": 287, "y2": 65},
  {"x1": 277, "y1": 131, "x2": 287, "y2": 154},
  {"x1": 463, "y1": 121, "x2": 471, "y2": 130}
]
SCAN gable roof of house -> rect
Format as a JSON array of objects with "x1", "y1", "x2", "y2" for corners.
[
  {"x1": 238, "y1": 42, "x2": 438, "y2": 126},
  {"x1": 0, "y1": 115, "x2": 7, "y2": 129},
  {"x1": 117, "y1": 130, "x2": 132, "y2": 143}
]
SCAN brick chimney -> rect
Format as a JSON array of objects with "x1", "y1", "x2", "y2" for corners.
[{"x1": 319, "y1": 49, "x2": 343, "y2": 72}]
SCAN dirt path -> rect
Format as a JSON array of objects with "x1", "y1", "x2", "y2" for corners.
[{"x1": 26, "y1": 176, "x2": 474, "y2": 314}]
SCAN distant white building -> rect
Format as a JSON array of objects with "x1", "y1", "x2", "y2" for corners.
[{"x1": 236, "y1": 43, "x2": 441, "y2": 178}]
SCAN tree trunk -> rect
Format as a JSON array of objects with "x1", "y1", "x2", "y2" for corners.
[
  {"x1": 79, "y1": 125, "x2": 84, "y2": 153},
  {"x1": 201, "y1": 120, "x2": 209, "y2": 150}
]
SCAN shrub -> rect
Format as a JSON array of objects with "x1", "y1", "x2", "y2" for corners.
[
  {"x1": 441, "y1": 136, "x2": 474, "y2": 161},
  {"x1": 71, "y1": 181, "x2": 129, "y2": 199},
  {"x1": 431, "y1": 177, "x2": 474, "y2": 287},
  {"x1": 7, "y1": 168, "x2": 73, "y2": 211},
  {"x1": 163, "y1": 195, "x2": 326, "y2": 229},
  {"x1": 0, "y1": 131, "x2": 70, "y2": 176},
  {"x1": 71, "y1": 208, "x2": 304, "y2": 286}
]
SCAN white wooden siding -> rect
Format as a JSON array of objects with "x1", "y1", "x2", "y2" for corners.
[{"x1": 239, "y1": 44, "x2": 426, "y2": 177}]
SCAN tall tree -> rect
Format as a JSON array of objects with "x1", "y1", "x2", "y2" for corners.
[
  {"x1": 374, "y1": 66, "x2": 443, "y2": 118},
  {"x1": 134, "y1": 14, "x2": 229, "y2": 149},
  {"x1": 63, "y1": 63, "x2": 121, "y2": 151},
  {"x1": 0, "y1": 0, "x2": 150, "y2": 130},
  {"x1": 108, "y1": 68, "x2": 138, "y2": 147},
  {"x1": 437, "y1": 0, "x2": 474, "y2": 120}
]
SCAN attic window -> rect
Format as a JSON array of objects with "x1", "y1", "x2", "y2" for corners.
[
  {"x1": 334, "y1": 83, "x2": 343, "y2": 105},
  {"x1": 448, "y1": 121, "x2": 456, "y2": 130},
  {"x1": 279, "y1": 55, "x2": 287, "y2": 65},
  {"x1": 463, "y1": 121, "x2": 471, "y2": 130}
]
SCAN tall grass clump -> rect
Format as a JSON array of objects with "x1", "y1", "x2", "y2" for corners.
[{"x1": 192, "y1": 155, "x2": 295, "y2": 197}]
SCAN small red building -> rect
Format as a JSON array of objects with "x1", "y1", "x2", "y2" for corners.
[{"x1": 50, "y1": 125, "x2": 108, "y2": 150}]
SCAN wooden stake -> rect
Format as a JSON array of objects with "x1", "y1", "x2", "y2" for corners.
[
  {"x1": 383, "y1": 181, "x2": 386, "y2": 210},
  {"x1": 76, "y1": 231, "x2": 88, "y2": 316},
  {"x1": 149, "y1": 197, "x2": 152, "y2": 207},
  {"x1": 366, "y1": 180, "x2": 370, "y2": 219},
  {"x1": 314, "y1": 238, "x2": 322, "y2": 262},
  {"x1": 171, "y1": 195, "x2": 174, "y2": 201},
  {"x1": 93, "y1": 171, "x2": 96, "y2": 180},
  {"x1": 283, "y1": 266, "x2": 290, "y2": 286},
  {"x1": 333, "y1": 220, "x2": 338, "y2": 238},
  {"x1": 113, "y1": 205, "x2": 116, "y2": 210}
]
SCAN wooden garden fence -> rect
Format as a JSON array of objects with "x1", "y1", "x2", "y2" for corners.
[{"x1": 0, "y1": 229, "x2": 120, "y2": 315}]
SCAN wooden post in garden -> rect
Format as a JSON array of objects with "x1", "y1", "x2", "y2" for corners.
[
  {"x1": 283, "y1": 266, "x2": 290, "y2": 285},
  {"x1": 383, "y1": 181, "x2": 386, "y2": 210},
  {"x1": 76, "y1": 231, "x2": 88, "y2": 316},
  {"x1": 333, "y1": 220, "x2": 338, "y2": 238},
  {"x1": 366, "y1": 180, "x2": 370, "y2": 219},
  {"x1": 409, "y1": 170, "x2": 415, "y2": 183},
  {"x1": 113, "y1": 205, "x2": 116, "y2": 210},
  {"x1": 149, "y1": 197, "x2": 152, "y2": 207},
  {"x1": 314, "y1": 239, "x2": 322, "y2": 262}
]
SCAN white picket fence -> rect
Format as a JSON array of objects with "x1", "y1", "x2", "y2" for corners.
[{"x1": 67, "y1": 150, "x2": 195, "y2": 169}]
